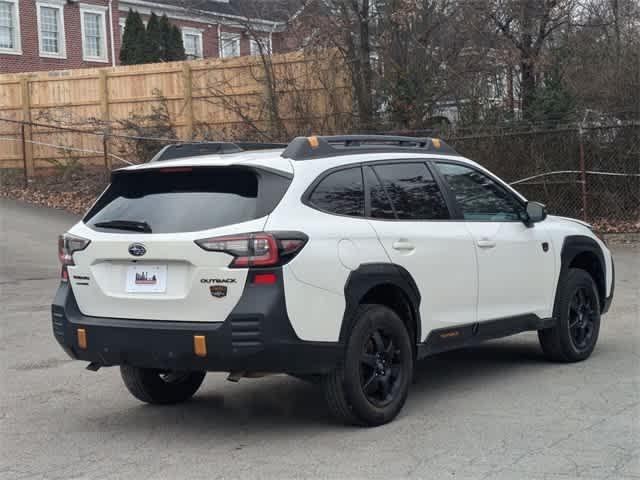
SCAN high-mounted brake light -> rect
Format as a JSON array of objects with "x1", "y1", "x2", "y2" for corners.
[
  {"x1": 159, "y1": 167, "x2": 193, "y2": 173},
  {"x1": 195, "y1": 232, "x2": 307, "y2": 268},
  {"x1": 58, "y1": 234, "x2": 91, "y2": 266}
]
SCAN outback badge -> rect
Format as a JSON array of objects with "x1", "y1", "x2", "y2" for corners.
[{"x1": 210, "y1": 285, "x2": 227, "y2": 298}]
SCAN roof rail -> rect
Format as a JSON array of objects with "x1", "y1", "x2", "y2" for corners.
[
  {"x1": 149, "y1": 141, "x2": 287, "y2": 162},
  {"x1": 281, "y1": 135, "x2": 458, "y2": 160}
]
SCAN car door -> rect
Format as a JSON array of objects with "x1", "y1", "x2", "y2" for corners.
[
  {"x1": 364, "y1": 161, "x2": 478, "y2": 341},
  {"x1": 433, "y1": 161, "x2": 555, "y2": 322}
]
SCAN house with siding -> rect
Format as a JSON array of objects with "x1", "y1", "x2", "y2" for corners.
[{"x1": 0, "y1": 0, "x2": 296, "y2": 73}]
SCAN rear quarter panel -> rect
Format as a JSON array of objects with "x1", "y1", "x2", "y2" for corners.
[{"x1": 265, "y1": 164, "x2": 389, "y2": 342}]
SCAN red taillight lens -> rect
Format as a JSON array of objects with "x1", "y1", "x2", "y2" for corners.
[
  {"x1": 58, "y1": 234, "x2": 91, "y2": 266},
  {"x1": 195, "y1": 232, "x2": 307, "y2": 268}
]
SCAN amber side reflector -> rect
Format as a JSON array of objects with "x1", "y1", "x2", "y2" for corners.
[
  {"x1": 308, "y1": 136, "x2": 319, "y2": 148},
  {"x1": 432, "y1": 138, "x2": 441, "y2": 149},
  {"x1": 77, "y1": 328, "x2": 87, "y2": 349},
  {"x1": 194, "y1": 335, "x2": 207, "y2": 357}
]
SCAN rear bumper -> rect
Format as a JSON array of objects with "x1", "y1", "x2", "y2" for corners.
[{"x1": 51, "y1": 273, "x2": 343, "y2": 374}]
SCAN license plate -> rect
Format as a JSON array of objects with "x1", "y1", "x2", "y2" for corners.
[{"x1": 126, "y1": 265, "x2": 167, "y2": 293}]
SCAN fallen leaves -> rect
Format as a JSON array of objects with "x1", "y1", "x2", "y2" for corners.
[{"x1": 0, "y1": 168, "x2": 107, "y2": 215}]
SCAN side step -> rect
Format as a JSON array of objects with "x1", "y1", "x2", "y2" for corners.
[{"x1": 417, "y1": 314, "x2": 554, "y2": 359}]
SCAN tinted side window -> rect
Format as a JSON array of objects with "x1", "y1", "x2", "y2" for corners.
[
  {"x1": 309, "y1": 167, "x2": 364, "y2": 216},
  {"x1": 436, "y1": 162, "x2": 522, "y2": 221},
  {"x1": 365, "y1": 167, "x2": 395, "y2": 219},
  {"x1": 372, "y1": 163, "x2": 449, "y2": 220}
]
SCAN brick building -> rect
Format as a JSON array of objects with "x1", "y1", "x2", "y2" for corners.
[{"x1": 0, "y1": 0, "x2": 295, "y2": 73}]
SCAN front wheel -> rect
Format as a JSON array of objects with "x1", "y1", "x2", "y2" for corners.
[
  {"x1": 539, "y1": 268, "x2": 601, "y2": 362},
  {"x1": 120, "y1": 366, "x2": 206, "y2": 404},
  {"x1": 323, "y1": 304, "x2": 413, "y2": 426}
]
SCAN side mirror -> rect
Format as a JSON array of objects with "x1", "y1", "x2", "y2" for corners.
[{"x1": 524, "y1": 201, "x2": 547, "y2": 226}]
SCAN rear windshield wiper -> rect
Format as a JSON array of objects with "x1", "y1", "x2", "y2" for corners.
[{"x1": 94, "y1": 220, "x2": 152, "y2": 233}]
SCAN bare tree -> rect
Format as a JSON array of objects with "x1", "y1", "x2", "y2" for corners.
[{"x1": 477, "y1": 0, "x2": 575, "y2": 116}]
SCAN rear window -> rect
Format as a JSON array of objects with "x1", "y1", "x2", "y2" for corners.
[{"x1": 84, "y1": 167, "x2": 290, "y2": 233}]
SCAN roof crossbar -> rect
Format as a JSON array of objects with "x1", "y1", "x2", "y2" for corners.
[{"x1": 281, "y1": 135, "x2": 459, "y2": 160}]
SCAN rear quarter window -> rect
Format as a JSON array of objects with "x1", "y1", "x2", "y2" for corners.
[
  {"x1": 307, "y1": 167, "x2": 364, "y2": 216},
  {"x1": 84, "y1": 167, "x2": 290, "y2": 233}
]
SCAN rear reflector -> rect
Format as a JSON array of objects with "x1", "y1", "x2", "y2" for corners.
[
  {"x1": 77, "y1": 328, "x2": 87, "y2": 349},
  {"x1": 193, "y1": 335, "x2": 207, "y2": 357},
  {"x1": 253, "y1": 273, "x2": 277, "y2": 285}
]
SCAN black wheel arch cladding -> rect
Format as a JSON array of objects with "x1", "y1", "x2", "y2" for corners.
[
  {"x1": 341, "y1": 263, "x2": 421, "y2": 345},
  {"x1": 559, "y1": 235, "x2": 608, "y2": 311}
]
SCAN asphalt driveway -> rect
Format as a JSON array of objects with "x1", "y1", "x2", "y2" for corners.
[{"x1": 1, "y1": 198, "x2": 638, "y2": 480}]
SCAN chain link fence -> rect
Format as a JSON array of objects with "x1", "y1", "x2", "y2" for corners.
[
  {"x1": 447, "y1": 125, "x2": 640, "y2": 232},
  {"x1": 1, "y1": 117, "x2": 639, "y2": 232}
]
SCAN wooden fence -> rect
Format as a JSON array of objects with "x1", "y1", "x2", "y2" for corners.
[{"x1": 0, "y1": 50, "x2": 352, "y2": 173}]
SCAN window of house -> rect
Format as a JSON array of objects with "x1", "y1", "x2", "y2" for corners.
[
  {"x1": 220, "y1": 31, "x2": 240, "y2": 58},
  {"x1": 80, "y1": 5, "x2": 108, "y2": 62},
  {"x1": 37, "y1": 1, "x2": 65, "y2": 58},
  {"x1": 250, "y1": 37, "x2": 271, "y2": 56},
  {"x1": 369, "y1": 163, "x2": 450, "y2": 220},
  {"x1": 436, "y1": 162, "x2": 523, "y2": 221},
  {"x1": 182, "y1": 29, "x2": 203, "y2": 59},
  {"x1": 0, "y1": 0, "x2": 20, "y2": 54},
  {"x1": 308, "y1": 167, "x2": 364, "y2": 217}
]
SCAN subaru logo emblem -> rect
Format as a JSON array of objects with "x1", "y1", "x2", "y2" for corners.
[{"x1": 128, "y1": 243, "x2": 147, "y2": 257}]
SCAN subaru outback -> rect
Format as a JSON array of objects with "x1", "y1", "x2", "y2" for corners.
[{"x1": 52, "y1": 135, "x2": 614, "y2": 426}]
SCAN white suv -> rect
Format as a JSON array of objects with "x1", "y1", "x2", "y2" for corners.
[{"x1": 52, "y1": 135, "x2": 614, "y2": 426}]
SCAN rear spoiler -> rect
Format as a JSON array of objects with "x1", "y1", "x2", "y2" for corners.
[{"x1": 150, "y1": 142, "x2": 288, "y2": 162}]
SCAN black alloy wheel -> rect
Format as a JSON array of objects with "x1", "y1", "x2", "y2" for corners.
[
  {"x1": 359, "y1": 328, "x2": 403, "y2": 408},
  {"x1": 323, "y1": 304, "x2": 413, "y2": 426},
  {"x1": 568, "y1": 286, "x2": 597, "y2": 350},
  {"x1": 539, "y1": 268, "x2": 601, "y2": 362}
]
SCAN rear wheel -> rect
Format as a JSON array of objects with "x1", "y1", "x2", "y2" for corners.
[
  {"x1": 120, "y1": 366, "x2": 206, "y2": 404},
  {"x1": 323, "y1": 304, "x2": 413, "y2": 426},
  {"x1": 539, "y1": 268, "x2": 601, "y2": 362}
]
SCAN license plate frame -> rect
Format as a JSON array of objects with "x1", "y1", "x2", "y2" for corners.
[{"x1": 126, "y1": 264, "x2": 167, "y2": 293}]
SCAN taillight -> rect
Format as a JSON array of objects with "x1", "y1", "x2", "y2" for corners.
[
  {"x1": 195, "y1": 232, "x2": 307, "y2": 268},
  {"x1": 58, "y1": 233, "x2": 91, "y2": 266}
]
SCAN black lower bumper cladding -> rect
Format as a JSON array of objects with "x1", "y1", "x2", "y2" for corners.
[{"x1": 51, "y1": 270, "x2": 342, "y2": 374}]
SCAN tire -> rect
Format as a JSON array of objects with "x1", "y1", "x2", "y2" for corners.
[
  {"x1": 323, "y1": 304, "x2": 413, "y2": 426},
  {"x1": 120, "y1": 366, "x2": 206, "y2": 405},
  {"x1": 538, "y1": 268, "x2": 601, "y2": 362}
]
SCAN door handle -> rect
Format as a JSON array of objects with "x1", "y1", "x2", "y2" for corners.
[
  {"x1": 392, "y1": 240, "x2": 415, "y2": 251},
  {"x1": 477, "y1": 239, "x2": 497, "y2": 249}
]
